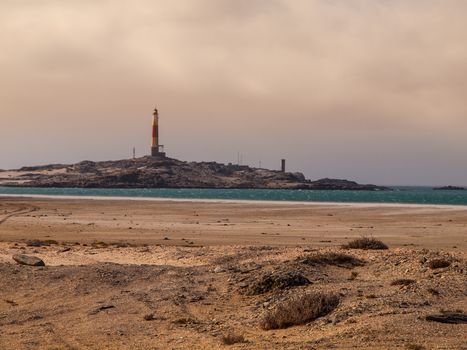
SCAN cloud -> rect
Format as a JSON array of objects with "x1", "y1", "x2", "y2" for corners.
[{"x1": 0, "y1": 0, "x2": 466, "y2": 184}]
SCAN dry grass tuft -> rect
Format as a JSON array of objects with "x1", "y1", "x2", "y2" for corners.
[
  {"x1": 299, "y1": 252, "x2": 364, "y2": 267},
  {"x1": 221, "y1": 333, "x2": 246, "y2": 345},
  {"x1": 261, "y1": 292, "x2": 339, "y2": 330},
  {"x1": 390, "y1": 279, "x2": 416, "y2": 286},
  {"x1": 342, "y1": 237, "x2": 388, "y2": 250},
  {"x1": 428, "y1": 259, "x2": 451, "y2": 269},
  {"x1": 244, "y1": 271, "x2": 310, "y2": 295}
]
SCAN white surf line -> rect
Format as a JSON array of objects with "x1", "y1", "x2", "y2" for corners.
[{"x1": 1, "y1": 193, "x2": 467, "y2": 210}]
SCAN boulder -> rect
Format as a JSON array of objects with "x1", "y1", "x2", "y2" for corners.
[{"x1": 12, "y1": 254, "x2": 45, "y2": 266}]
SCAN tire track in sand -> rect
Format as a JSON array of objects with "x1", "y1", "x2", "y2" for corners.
[{"x1": 0, "y1": 204, "x2": 39, "y2": 225}]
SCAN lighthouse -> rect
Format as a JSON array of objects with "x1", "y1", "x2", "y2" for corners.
[{"x1": 151, "y1": 107, "x2": 165, "y2": 157}]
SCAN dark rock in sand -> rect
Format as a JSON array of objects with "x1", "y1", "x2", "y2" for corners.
[
  {"x1": 12, "y1": 254, "x2": 45, "y2": 266},
  {"x1": 88, "y1": 304, "x2": 115, "y2": 315},
  {"x1": 58, "y1": 247, "x2": 72, "y2": 253},
  {"x1": 426, "y1": 313, "x2": 467, "y2": 324}
]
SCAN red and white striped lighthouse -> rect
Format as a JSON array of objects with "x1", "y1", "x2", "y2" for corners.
[{"x1": 151, "y1": 107, "x2": 165, "y2": 157}]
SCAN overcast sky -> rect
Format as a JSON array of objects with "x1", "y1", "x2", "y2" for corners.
[{"x1": 1, "y1": 0, "x2": 466, "y2": 186}]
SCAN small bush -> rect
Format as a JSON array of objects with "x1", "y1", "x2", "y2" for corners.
[
  {"x1": 390, "y1": 279, "x2": 416, "y2": 286},
  {"x1": 244, "y1": 271, "x2": 310, "y2": 296},
  {"x1": 342, "y1": 237, "x2": 388, "y2": 250},
  {"x1": 221, "y1": 333, "x2": 246, "y2": 345},
  {"x1": 428, "y1": 259, "x2": 451, "y2": 269},
  {"x1": 261, "y1": 292, "x2": 339, "y2": 330},
  {"x1": 299, "y1": 252, "x2": 364, "y2": 267}
]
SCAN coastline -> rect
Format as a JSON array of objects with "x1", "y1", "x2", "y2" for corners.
[{"x1": 1, "y1": 193, "x2": 467, "y2": 210}]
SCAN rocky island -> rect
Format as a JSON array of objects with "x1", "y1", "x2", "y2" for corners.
[
  {"x1": 433, "y1": 185, "x2": 466, "y2": 191},
  {"x1": 0, "y1": 156, "x2": 389, "y2": 190}
]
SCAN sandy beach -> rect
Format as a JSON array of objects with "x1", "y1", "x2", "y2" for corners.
[{"x1": 0, "y1": 197, "x2": 466, "y2": 349}]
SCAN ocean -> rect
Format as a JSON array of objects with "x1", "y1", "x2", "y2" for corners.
[{"x1": 1, "y1": 186, "x2": 467, "y2": 206}]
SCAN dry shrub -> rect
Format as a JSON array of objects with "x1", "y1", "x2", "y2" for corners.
[
  {"x1": 299, "y1": 252, "x2": 364, "y2": 267},
  {"x1": 428, "y1": 259, "x2": 451, "y2": 269},
  {"x1": 390, "y1": 279, "x2": 416, "y2": 286},
  {"x1": 261, "y1": 292, "x2": 339, "y2": 330},
  {"x1": 348, "y1": 271, "x2": 359, "y2": 280},
  {"x1": 244, "y1": 271, "x2": 310, "y2": 296},
  {"x1": 221, "y1": 333, "x2": 246, "y2": 345},
  {"x1": 342, "y1": 237, "x2": 388, "y2": 250}
]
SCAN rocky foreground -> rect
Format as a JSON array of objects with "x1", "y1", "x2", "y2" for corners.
[
  {"x1": 0, "y1": 156, "x2": 388, "y2": 190},
  {"x1": 0, "y1": 243, "x2": 465, "y2": 350}
]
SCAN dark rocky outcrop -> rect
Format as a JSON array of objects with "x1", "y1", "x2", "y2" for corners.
[
  {"x1": 433, "y1": 186, "x2": 465, "y2": 191},
  {"x1": 1, "y1": 156, "x2": 389, "y2": 191},
  {"x1": 306, "y1": 178, "x2": 387, "y2": 191}
]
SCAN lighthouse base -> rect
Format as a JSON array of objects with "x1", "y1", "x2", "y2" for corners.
[{"x1": 151, "y1": 147, "x2": 166, "y2": 157}]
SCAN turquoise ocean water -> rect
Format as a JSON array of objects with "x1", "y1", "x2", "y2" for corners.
[{"x1": 1, "y1": 187, "x2": 467, "y2": 206}]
